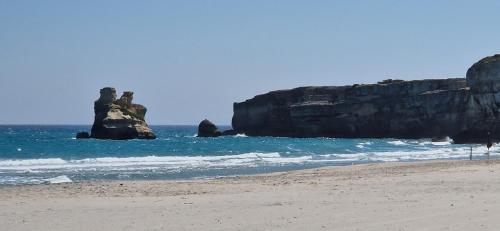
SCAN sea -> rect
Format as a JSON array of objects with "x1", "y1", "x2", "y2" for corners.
[{"x1": 0, "y1": 125, "x2": 497, "y2": 185}]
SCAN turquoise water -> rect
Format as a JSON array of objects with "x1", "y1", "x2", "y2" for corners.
[{"x1": 0, "y1": 125, "x2": 494, "y2": 185}]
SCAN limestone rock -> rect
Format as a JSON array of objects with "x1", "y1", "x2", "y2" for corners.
[
  {"x1": 198, "y1": 119, "x2": 222, "y2": 137},
  {"x1": 231, "y1": 55, "x2": 500, "y2": 144},
  {"x1": 90, "y1": 87, "x2": 156, "y2": 140}
]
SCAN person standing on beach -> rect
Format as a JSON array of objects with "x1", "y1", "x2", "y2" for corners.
[{"x1": 487, "y1": 132, "x2": 493, "y2": 160}]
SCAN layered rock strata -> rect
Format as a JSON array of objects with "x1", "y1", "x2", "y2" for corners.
[{"x1": 232, "y1": 55, "x2": 500, "y2": 143}]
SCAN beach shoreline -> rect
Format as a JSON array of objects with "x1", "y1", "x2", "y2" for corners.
[{"x1": 1, "y1": 159, "x2": 500, "y2": 230}]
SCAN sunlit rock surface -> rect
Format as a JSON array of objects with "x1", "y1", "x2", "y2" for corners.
[{"x1": 90, "y1": 87, "x2": 156, "y2": 140}]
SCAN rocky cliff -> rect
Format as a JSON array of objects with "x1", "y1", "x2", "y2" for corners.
[
  {"x1": 90, "y1": 87, "x2": 156, "y2": 140},
  {"x1": 232, "y1": 55, "x2": 500, "y2": 143}
]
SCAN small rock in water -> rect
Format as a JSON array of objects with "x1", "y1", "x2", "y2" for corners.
[
  {"x1": 76, "y1": 132, "x2": 90, "y2": 139},
  {"x1": 197, "y1": 119, "x2": 222, "y2": 137}
]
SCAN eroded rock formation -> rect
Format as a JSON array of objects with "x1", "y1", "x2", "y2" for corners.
[
  {"x1": 89, "y1": 87, "x2": 156, "y2": 140},
  {"x1": 231, "y1": 55, "x2": 500, "y2": 144}
]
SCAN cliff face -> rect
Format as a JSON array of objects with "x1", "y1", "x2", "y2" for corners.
[
  {"x1": 90, "y1": 88, "x2": 156, "y2": 140},
  {"x1": 232, "y1": 55, "x2": 500, "y2": 143}
]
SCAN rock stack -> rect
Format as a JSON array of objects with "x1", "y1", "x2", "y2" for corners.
[{"x1": 77, "y1": 87, "x2": 156, "y2": 140}]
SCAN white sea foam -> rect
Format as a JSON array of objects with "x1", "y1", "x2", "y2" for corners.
[
  {"x1": 45, "y1": 175, "x2": 72, "y2": 184},
  {"x1": 330, "y1": 146, "x2": 497, "y2": 162},
  {"x1": 431, "y1": 141, "x2": 452, "y2": 146},
  {"x1": 0, "y1": 176, "x2": 44, "y2": 185},
  {"x1": 0, "y1": 152, "x2": 286, "y2": 171},
  {"x1": 0, "y1": 145, "x2": 497, "y2": 175},
  {"x1": 387, "y1": 140, "x2": 408, "y2": 146},
  {"x1": 0, "y1": 158, "x2": 67, "y2": 166},
  {"x1": 235, "y1": 134, "x2": 248, "y2": 137},
  {"x1": 355, "y1": 141, "x2": 373, "y2": 149}
]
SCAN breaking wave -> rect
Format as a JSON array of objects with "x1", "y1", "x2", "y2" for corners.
[
  {"x1": 44, "y1": 175, "x2": 72, "y2": 184},
  {"x1": 0, "y1": 146, "x2": 495, "y2": 175},
  {"x1": 1, "y1": 125, "x2": 498, "y2": 185}
]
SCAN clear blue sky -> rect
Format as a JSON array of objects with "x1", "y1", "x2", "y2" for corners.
[{"x1": 1, "y1": 0, "x2": 499, "y2": 125}]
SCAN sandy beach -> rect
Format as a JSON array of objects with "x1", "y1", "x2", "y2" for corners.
[{"x1": 1, "y1": 160, "x2": 499, "y2": 231}]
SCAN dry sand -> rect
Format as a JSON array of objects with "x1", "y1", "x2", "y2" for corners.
[{"x1": 1, "y1": 160, "x2": 500, "y2": 231}]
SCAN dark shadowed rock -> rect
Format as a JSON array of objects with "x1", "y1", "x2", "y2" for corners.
[
  {"x1": 431, "y1": 136, "x2": 449, "y2": 142},
  {"x1": 231, "y1": 54, "x2": 500, "y2": 144},
  {"x1": 377, "y1": 79, "x2": 404, "y2": 84},
  {"x1": 76, "y1": 132, "x2": 90, "y2": 139},
  {"x1": 452, "y1": 129, "x2": 494, "y2": 144},
  {"x1": 221, "y1": 129, "x2": 238, "y2": 136},
  {"x1": 467, "y1": 54, "x2": 500, "y2": 93},
  {"x1": 90, "y1": 87, "x2": 156, "y2": 140},
  {"x1": 197, "y1": 119, "x2": 222, "y2": 137}
]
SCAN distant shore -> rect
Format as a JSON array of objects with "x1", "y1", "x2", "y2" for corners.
[{"x1": 1, "y1": 159, "x2": 500, "y2": 230}]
